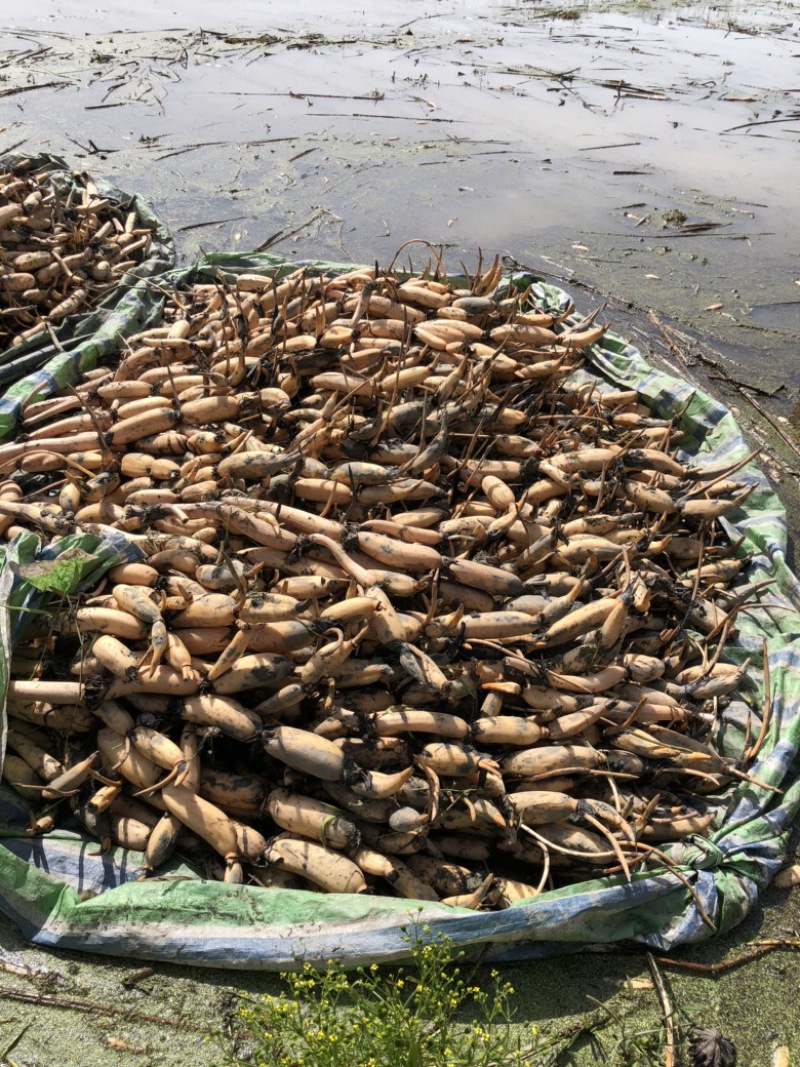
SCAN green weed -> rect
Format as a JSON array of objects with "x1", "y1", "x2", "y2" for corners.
[{"x1": 218, "y1": 927, "x2": 540, "y2": 1067}]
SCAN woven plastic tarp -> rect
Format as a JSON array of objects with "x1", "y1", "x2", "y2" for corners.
[
  {"x1": 0, "y1": 153, "x2": 174, "y2": 440},
  {"x1": 0, "y1": 253, "x2": 798, "y2": 969}
]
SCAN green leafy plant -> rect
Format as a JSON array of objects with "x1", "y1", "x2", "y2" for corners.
[{"x1": 220, "y1": 926, "x2": 540, "y2": 1067}]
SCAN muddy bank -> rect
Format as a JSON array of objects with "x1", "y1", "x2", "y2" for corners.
[{"x1": 3, "y1": 873, "x2": 800, "y2": 1066}]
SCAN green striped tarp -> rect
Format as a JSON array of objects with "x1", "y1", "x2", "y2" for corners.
[
  {"x1": 0, "y1": 153, "x2": 174, "y2": 439},
  {"x1": 0, "y1": 257, "x2": 797, "y2": 968}
]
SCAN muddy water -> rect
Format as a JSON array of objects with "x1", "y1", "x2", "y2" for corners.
[{"x1": 2, "y1": 0, "x2": 799, "y2": 393}]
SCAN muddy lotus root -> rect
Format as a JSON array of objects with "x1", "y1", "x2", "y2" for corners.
[
  {"x1": 0, "y1": 257, "x2": 767, "y2": 912},
  {"x1": 0, "y1": 158, "x2": 155, "y2": 349}
]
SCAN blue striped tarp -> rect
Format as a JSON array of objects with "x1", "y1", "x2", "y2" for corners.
[{"x1": 0, "y1": 258, "x2": 797, "y2": 968}]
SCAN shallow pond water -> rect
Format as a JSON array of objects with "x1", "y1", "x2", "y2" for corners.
[{"x1": 1, "y1": 1, "x2": 798, "y2": 387}]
